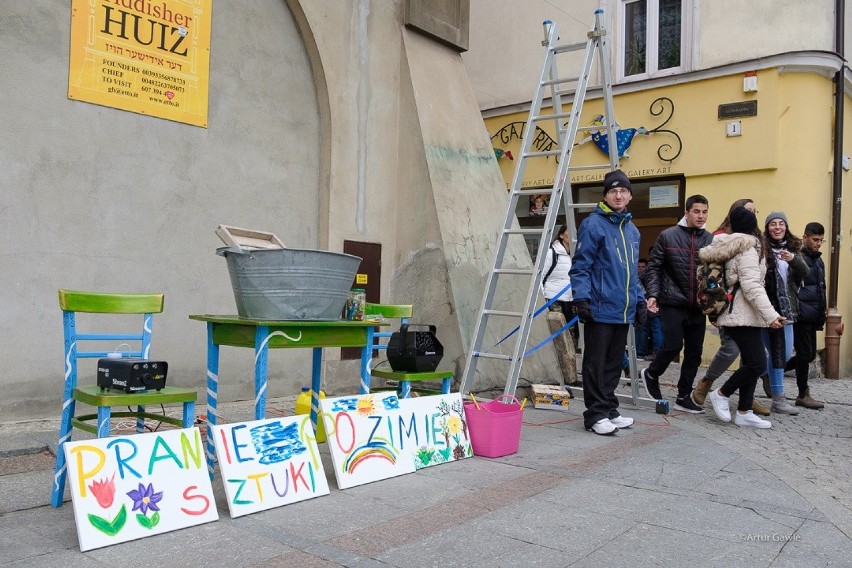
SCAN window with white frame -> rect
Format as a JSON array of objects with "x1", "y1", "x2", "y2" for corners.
[{"x1": 619, "y1": 0, "x2": 689, "y2": 80}]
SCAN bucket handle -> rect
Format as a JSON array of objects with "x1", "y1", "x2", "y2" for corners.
[{"x1": 493, "y1": 394, "x2": 521, "y2": 406}]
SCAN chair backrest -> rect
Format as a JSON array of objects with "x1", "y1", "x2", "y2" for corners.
[
  {"x1": 363, "y1": 303, "x2": 412, "y2": 355},
  {"x1": 59, "y1": 289, "x2": 165, "y2": 387}
]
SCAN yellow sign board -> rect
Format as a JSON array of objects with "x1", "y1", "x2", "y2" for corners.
[
  {"x1": 68, "y1": 0, "x2": 212, "y2": 128},
  {"x1": 356, "y1": 274, "x2": 368, "y2": 285}
]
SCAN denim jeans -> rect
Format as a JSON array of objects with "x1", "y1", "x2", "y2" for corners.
[{"x1": 762, "y1": 324, "x2": 793, "y2": 395}]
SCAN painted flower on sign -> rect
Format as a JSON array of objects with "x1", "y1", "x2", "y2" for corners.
[
  {"x1": 88, "y1": 473, "x2": 116, "y2": 509},
  {"x1": 127, "y1": 482, "x2": 163, "y2": 515}
]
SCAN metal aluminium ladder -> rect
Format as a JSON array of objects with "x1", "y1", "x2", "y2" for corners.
[{"x1": 460, "y1": 10, "x2": 649, "y2": 405}]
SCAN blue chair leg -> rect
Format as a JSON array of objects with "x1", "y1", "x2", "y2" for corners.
[
  {"x1": 51, "y1": 399, "x2": 75, "y2": 508},
  {"x1": 136, "y1": 405, "x2": 146, "y2": 433},
  {"x1": 182, "y1": 401, "x2": 195, "y2": 429},
  {"x1": 440, "y1": 377, "x2": 452, "y2": 394},
  {"x1": 97, "y1": 406, "x2": 111, "y2": 438},
  {"x1": 400, "y1": 381, "x2": 412, "y2": 399}
]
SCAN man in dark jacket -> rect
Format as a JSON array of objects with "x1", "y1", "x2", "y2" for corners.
[
  {"x1": 570, "y1": 170, "x2": 646, "y2": 435},
  {"x1": 785, "y1": 222, "x2": 827, "y2": 409},
  {"x1": 640, "y1": 195, "x2": 712, "y2": 413}
]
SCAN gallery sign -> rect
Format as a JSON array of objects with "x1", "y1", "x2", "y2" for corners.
[{"x1": 68, "y1": 0, "x2": 213, "y2": 127}]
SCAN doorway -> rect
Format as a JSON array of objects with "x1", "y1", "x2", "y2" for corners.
[{"x1": 341, "y1": 240, "x2": 381, "y2": 359}]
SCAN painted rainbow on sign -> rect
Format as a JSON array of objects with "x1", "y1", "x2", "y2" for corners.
[{"x1": 342, "y1": 440, "x2": 397, "y2": 474}]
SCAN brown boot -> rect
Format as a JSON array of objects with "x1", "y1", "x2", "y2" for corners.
[
  {"x1": 795, "y1": 389, "x2": 824, "y2": 409},
  {"x1": 752, "y1": 399, "x2": 771, "y2": 416},
  {"x1": 692, "y1": 377, "x2": 714, "y2": 405}
]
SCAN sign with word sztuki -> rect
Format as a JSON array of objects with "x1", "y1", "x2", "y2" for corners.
[
  {"x1": 398, "y1": 394, "x2": 473, "y2": 469},
  {"x1": 210, "y1": 416, "x2": 330, "y2": 518},
  {"x1": 68, "y1": 0, "x2": 213, "y2": 127},
  {"x1": 63, "y1": 427, "x2": 218, "y2": 551},
  {"x1": 320, "y1": 393, "x2": 416, "y2": 489}
]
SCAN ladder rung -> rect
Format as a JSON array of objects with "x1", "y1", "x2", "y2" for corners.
[
  {"x1": 531, "y1": 111, "x2": 577, "y2": 121},
  {"x1": 516, "y1": 188, "x2": 553, "y2": 195},
  {"x1": 483, "y1": 309, "x2": 524, "y2": 317},
  {"x1": 541, "y1": 76, "x2": 580, "y2": 87},
  {"x1": 552, "y1": 41, "x2": 587, "y2": 54},
  {"x1": 505, "y1": 228, "x2": 549, "y2": 235},
  {"x1": 474, "y1": 352, "x2": 513, "y2": 361},
  {"x1": 523, "y1": 150, "x2": 563, "y2": 158},
  {"x1": 567, "y1": 163, "x2": 616, "y2": 171},
  {"x1": 494, "y1": 268, "x2": 535, "y2": 275},
  {"x1": 564, "y1": 202, "x2": 599, "y2": 209}
]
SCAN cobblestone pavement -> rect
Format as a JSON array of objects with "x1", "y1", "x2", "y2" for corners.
[{"x1": 629, "y1": 363, "x2": 852, "y2": 536}]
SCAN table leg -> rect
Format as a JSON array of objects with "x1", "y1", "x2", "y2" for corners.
[
  {"x1": 205, "y1": 322, "x2": 220, "y2": 479},
  {"x1": 311, "y1": 348, "x2": 322, "y2": 436},
  {"x1": 254, "y1": 325, "x2": 270, "y2": 420},
  {"x1": 359, "y1": 326, "x2": 375, "y2": 394}
]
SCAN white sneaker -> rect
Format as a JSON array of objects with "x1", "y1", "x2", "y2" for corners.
[
  {"x1": 587, "y1": 418, "x2": 618, "y2": 435},
  {"x1": 708, "y1": 389, "x2": 731, "y2": 422},
  {"x1": 734, "y1": 410, "x2": 772, "y2": 429},
  {"x1": 609, "y1": 415, "x2": 634, "y2": 429}
]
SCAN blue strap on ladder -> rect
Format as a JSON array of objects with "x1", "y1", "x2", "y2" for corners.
[{"x1": 481, "y1": 282, "x2": 574, "y2": 355}]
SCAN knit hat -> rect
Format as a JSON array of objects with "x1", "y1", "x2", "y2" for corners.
[
  {"x1": 764, "y1": 211, "x2": 788, "y2": 227},
  {"x1": 602, "y1": 169, "x2": 632, "y2": 195},
  {"x1": 730, "y1": 206, "x2": 758, "y2": 234}
]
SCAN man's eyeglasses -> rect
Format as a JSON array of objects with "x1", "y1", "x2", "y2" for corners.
[{"x1": 606, "y1": 188, "x2": 630, "y2": 196}]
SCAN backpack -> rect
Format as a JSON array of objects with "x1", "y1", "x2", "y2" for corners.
[{"x1": 696, "y1": 259, "x2": 738, "y2": 318}]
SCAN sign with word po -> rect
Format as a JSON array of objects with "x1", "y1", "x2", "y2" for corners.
[
  {"x1": 321, "y1": 393, "x2": 416, "y2": 489},
  {"x1": 63, "y1": 428, "x2": 218, "y2": 551},
  {"x1": 68, "y1": 0, "x2": 212, "y2": 127},
  {"x1": 210, "y1": 416, "x2": 330, "y2": 518}
]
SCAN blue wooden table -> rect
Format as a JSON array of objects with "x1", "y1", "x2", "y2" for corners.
[{"x1": 189, "y1": 315, "x2": 387, "y2": 477}]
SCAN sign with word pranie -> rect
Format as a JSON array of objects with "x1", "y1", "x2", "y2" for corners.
[
  {"x1": 321, "y1": 393, "x2": 416, "y2": 489},
  {"x1": 63, "y1": 428, "x2": 218, "y2": 551},
  {"x1": 398, "y1": 394, "x2": 473, "y2": 469},
  {"x1": 68, "y1": 0, "x2": 213, "y2": 127},
  {"x1": 210, "y1": 416, "x2": 330, "y2": 518}
]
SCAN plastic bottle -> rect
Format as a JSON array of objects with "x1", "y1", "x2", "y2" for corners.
[{"x1": 295, "y1": 386, "x2": 327, "y2": 442}]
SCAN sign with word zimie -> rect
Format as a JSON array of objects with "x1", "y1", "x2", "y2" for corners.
[{"x1": 68, "y1": 0, "x2": 212, "y2": 127}]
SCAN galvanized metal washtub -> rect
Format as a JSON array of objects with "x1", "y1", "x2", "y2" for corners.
[{"x1": 217, "y1": 247, "x2": 362, "y2": 320}]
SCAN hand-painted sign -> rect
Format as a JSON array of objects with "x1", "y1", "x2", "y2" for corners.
[
  {"x1": 68, "y1": 0, "x2": 213, "y2": 127},
  {"x1": 63, "y1": 428, "x2": 218, "y2": 551},
  {"x1": 210, "y1": 416, "x2": 330, "y2": 518},
  {"x1": 398, "y1": 394, "x2": 473, "y2": 469},
  {"x1": 320, "y1": 393, "x2": 416, "y2": 489}
]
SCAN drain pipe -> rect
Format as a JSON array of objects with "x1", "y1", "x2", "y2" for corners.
[{"x1": 826, "y1": 0, "x2": 846, "y2": 379}]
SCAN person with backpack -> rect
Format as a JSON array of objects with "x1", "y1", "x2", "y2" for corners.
[
  {"x1": 542, "y1": 224, "x2": 579, "y2": 351},
  {"x1": 692, "y1": 199, "x2": 771, "y2": 416},
  {"x1": 570, "y1": 169, "x2": 646, "y2": 435},
  {"x1": 701, "y1": 207, "x2": 786, "y2": 428},
  {"x1": 784, "y1": 222, "x2": 827, "y2": 409},
  {"x1": 762, "y1": 212, "x2": 809, "y2": 415},
  {"x1": 639, "y1": 195, "x2": 712, "y2": 414}
]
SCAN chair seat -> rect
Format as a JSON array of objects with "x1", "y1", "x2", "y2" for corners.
[
  {"x1": 370, "y1": 366, "x2": 453, "y2": 381},
  {"x1": 73, "y1": 384, "x2": 197, "y2": 406}
]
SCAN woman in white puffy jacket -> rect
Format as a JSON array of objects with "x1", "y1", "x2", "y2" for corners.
[
  {"x1": 698, "y1": 207, "x2": 785, "y2": 429},
  {"x1": 542, "y1": 224, "x2": 578, "y2": 349}
]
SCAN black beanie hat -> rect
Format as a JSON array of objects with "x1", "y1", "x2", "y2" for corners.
[
  {"x1": 730, "y1": 206, "x2": 758, "y2": 234},
  {"x1": 603, "y1": 169, "x2": 632, "y2": 195}
]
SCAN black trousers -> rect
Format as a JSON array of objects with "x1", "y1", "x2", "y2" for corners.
[
  {"x1": 787, "y1": 321, "x2": 818, "y2": 396},
  {"x1": 647, "y1": 305, "x2": 706, "y2": 399},
  {"x1": 719, "y1": 326, "x2": 766, "y2": 411},
  {"x1": 581, "y1": 321, "x2": 629, "y2": 428}
]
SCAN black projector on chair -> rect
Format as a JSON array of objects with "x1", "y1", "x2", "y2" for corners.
[
  {"x1": 97, "y1": 358, "x2": 168, "y2": 392},
  {"x1": 387, "y1": 324, "x2": 443, "y2": 372}
]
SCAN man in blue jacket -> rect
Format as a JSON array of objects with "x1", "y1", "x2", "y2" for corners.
[{"x1": 570, "y1": 169, "x2": 646, "y2": 435}]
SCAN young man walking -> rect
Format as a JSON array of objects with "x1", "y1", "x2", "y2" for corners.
[
  {"x1": 640, "y1": 195, "x2": 712, "y2": 413},
  {"x1": 570, "y1": 170, "x2": 646, "y2": 435},
  {"x1": 785, "y1": 222, "x2": 827, "y2": 409}
]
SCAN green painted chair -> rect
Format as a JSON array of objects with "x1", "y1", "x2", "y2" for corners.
[
  {"x1": 51, "y1": 289, "x2": 197, "y2": 508},
  {"x1": 364, "y1": 303, "x2": 452, "y2": 398}
]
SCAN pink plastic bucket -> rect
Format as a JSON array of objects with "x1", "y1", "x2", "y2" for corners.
[{"x1": 463, "y1": 394, "x2": 523, "y2": 458}]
